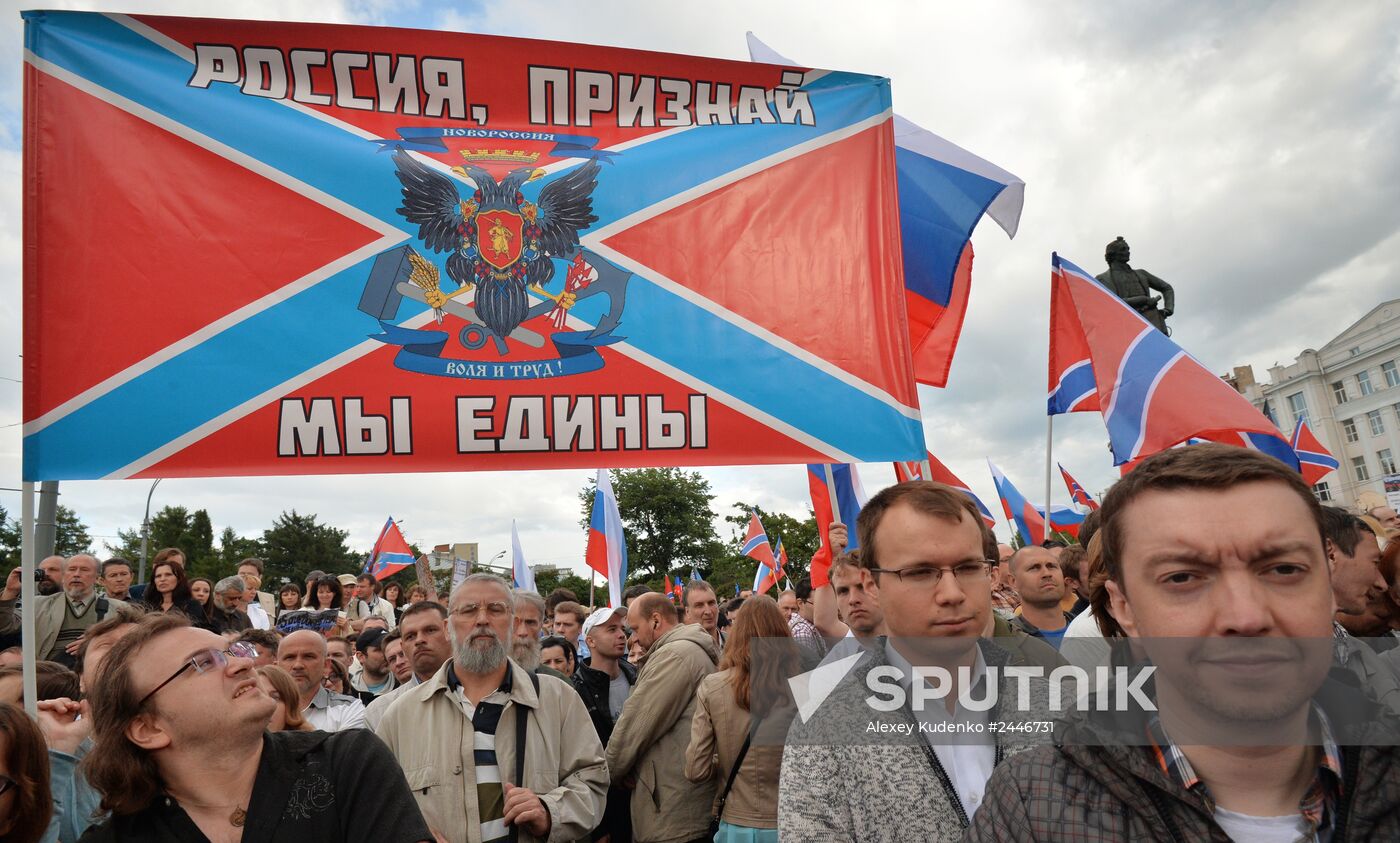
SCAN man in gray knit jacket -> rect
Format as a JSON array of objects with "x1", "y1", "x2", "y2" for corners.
[{"x1": 779, "y1": 481, "x2": 1052, "y2": 842}]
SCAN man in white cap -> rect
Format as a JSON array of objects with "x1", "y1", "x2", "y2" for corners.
[{"x1": 571, "y1": 606, "x2": 636, "y2": 842}]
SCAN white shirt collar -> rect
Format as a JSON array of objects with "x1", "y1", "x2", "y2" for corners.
[{"x1": 884, "y1": 638, "x2": 988, "y2": 712}]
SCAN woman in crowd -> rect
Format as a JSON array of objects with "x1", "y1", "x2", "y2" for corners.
[
  {"x1": 0, "y1": 701, "x2": 53, "y2": 843},
  {"x1": 188, "y1": 577, "x2": 213, "y2": 613},
  {"x1": 539, "y1": 636, "x2": 577, "y2": 677},
  {"x1": 405, "y1": 584, "x2": 430, "y2": 606},
  {"x1": 276, "y1": 582, "x2": 303, "y2": 619},
  {"x1": 309, "y1": 575, "x2": 344, "y2": 612},
  {"x1": 382, "y1": 581, "x2": 406, "y2": 621},
  {"x1": 323, "y1": 658, "x2": 352, "y2": 696},
  {"x1": 686, "y1": 594, "x2": 799, "y2": 843},
  {"x1": 141, "y1": 561, "x2": 209, "y2": 628},
  {"x1": 255, "y1": 666, "x2": 313, "y2": 732},
  {"x1": 304, "y1": 575, "x2": 352, "y2": 637}
]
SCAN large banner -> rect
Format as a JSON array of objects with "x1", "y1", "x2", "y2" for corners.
[{"x1": 22, "y1": 12, "x2": 923, "y2": 480}]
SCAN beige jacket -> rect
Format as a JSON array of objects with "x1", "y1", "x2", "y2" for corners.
[
  {"x1": 685, "y1": 669, "x2": 787, "y2": 829},
  {"x1": 377, "y1": 659, "x2": 607, "y2": 843},
  {"x1": 606, "y1": 623, "x2": 720, "y2": 843},
  {"x1": 0, "y1": 592, "x2": 139, "y2": 660}
]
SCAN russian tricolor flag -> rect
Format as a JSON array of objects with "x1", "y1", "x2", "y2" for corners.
[
  {"x1": 989, "y1": 461, "x2": 1047, "y2": 546},
  {"x1": 585, "y1": 469, "x2": 628, "y2": 608},
  {"x1": 747, "y1": 34, "x2": 1023, "y2": 388},
  {"x1": 1291, "y1": 419, "x2": 1339, "y2": 486},
  {"x1": 806, "y1": 463, "x2": 867, "y2": 586},
  {"x1": 894, "y1": 451, "x2": 997, "y2": 528},
  {"x1": 367, "y1": 518, "x2": 415, "y2": 581},
  {"x1": 511, "y1": 520, "x2": 535, "y2": 592}
]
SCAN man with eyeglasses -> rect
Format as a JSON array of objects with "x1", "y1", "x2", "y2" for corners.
[
  {"x1": 377, "y1": 574, "x2": 607, "y2": 843},
  {"x1": 74, "y1": 613, "x2": 432, "y2": 842},
  {"x1": 779, "y1": 481, "x2": 1052, "y2": 842}
]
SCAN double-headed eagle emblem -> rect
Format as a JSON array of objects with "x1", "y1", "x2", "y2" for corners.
[{"x1": 391, "y1": 149, "x2": 601, "y2": 343}]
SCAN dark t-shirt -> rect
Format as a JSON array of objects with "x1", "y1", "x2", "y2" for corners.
[{"x1": 79, "y1": 729, "x2": 431, "y2": 843}]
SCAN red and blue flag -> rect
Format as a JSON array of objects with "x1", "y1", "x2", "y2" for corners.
[
  {"x1": 1291, "y1": 419, "x2": 1339, "y2": 486},
  {"x1": 367, "y1": 517, "x2": 414, "y2": 581},
  {"x1": 893, "y1": 451, "x2": 997, "y2": 528},
  {"x1": 745, "y1": 512, "x2": 783, "y2": 594},
  {"x1": 1058, "y1": 463, "x2": 1099, "y2": 511},
  {"x1": 23, "y1": 13, "x2": 926, "y2": 483},
  {"x1": 1050, "y1": 254, "x2": 1299, "y2": 469},
  {"x1": 988, "y1": 461, "x2": 1087, "y2": 545}
]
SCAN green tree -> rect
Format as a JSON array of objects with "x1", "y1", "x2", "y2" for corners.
[
  {"x1": 531, "y1": 568, "x2": 595, "y2": 604},
  {"x1": 109, "y1": 506, "x2": 220, "y2": 577},
  {"x1": 579, "y1": 468, "x2": 725, "y2": 583},
  {"x1": 54, "y1": 505, "x2": 92, "y2": 557},
  {"x1": 1, "y1": 505, "x2": 91, "y2": 568},
  {"x1": 711, "y1": 503, "x2": 819, "y2": 595},
  {"x1": 217, "y1": 527, "x2": 266, "y2": 573},
  {"x1": 260, "y1": 510, "x2": 357, "y2": 586},
  {"x1": 0, "y1": 505, "x2": 18, "y2": 570}
]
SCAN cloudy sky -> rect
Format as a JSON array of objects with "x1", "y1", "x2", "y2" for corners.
[{"x1": 2, "y1": 0, "x2": 1398, "y2": 575}]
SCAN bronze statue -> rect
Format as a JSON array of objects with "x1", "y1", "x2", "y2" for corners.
[{"x1": 1096, "y1": 237, "x2": 1174, "y2": 334}]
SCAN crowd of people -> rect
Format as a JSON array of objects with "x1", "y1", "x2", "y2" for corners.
[{"x1": 0, "y1": 444, "x2": 1399, "y2": 841}]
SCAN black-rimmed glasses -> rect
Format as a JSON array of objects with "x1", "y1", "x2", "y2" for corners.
[
  {"x1": 138, "y1": 641, "x2": 257, "y2": 709},
  {"x1": 868, "y1": 561, "x2": 994, "y2": 587}
]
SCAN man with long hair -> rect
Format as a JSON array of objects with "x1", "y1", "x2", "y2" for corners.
[
  {"x1": 74, "y1": 613, "x2": 431, "y2": 841},
  {"x1": 377, "y1": 575, "x2": 607, "y2": 843}
]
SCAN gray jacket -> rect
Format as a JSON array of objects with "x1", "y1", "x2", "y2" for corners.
[{"x1": 778, "y1": 638, "x2": 1052, "y2": 843}]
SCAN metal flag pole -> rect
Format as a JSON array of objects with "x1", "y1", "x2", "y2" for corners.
[
  {"x1": 20, "y1": 481, "x2": 37, "y2": 716},
  {"x1": 590, "y1": 569, "x2": 596, "y2": 609},
  {"x1": 1044, "y1": 416, "x2": 1055, "y2": 542},
  {"x1": 822, "y1": 464, "x2": 842, "y2": 527}
]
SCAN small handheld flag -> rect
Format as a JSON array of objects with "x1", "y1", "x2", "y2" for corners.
[
  {"x1": 806, "y1": 463, "x2": 867, "y2": 587},
  {"x1": 745, "y1": 512, "x2": 783, "y2": 595},
  {"x1": 1058, "y1": 464, "x2": 1099, "y2": 511},
  {"x1": 367, "y1": 517, "x2": 414, "y2": 581},
  {"x1": 1291, "y1": 419, "x2": 1339, "y2": 486}
]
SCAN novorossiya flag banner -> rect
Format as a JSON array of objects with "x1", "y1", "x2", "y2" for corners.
[{"x1": 22, "y1": 12, "x2": 923, "y2": 481}]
